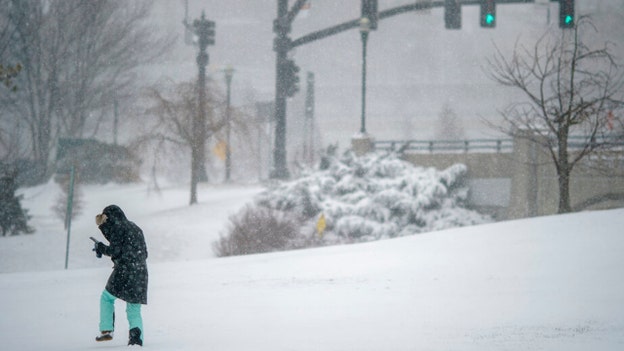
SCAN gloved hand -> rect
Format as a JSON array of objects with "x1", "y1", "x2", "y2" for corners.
[{"x1": 94, "y1": 242, "x2": 106, "y2": 258}]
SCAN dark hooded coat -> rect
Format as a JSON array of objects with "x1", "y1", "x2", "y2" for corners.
[{"x1": 98, "y1": 205, "x2": 148, "y2": 305}]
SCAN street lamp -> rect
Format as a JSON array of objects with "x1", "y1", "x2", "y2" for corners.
[
  {"x1": 359, "y1": 17, "x2": 371, "y2": 134},
  {"x1": 224, "y1": 65, "x2": 234, "y2": 182}
]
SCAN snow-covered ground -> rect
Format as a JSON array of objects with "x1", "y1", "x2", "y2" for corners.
[
  {"x1": 1, "y1": 182, "x2": 623, "y2": 350},
  {"x1": 0, "y1": 182, "x2": 264, "y2": 272}
]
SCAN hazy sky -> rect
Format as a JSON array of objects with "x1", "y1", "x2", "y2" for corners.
[{"x1": 149, "y1": 0, "x2": 623, "y2": 148}]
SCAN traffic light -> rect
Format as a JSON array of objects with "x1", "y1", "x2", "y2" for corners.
[
  {"x1": 480, "y1": 0, "x2": 496, "y2": 28},
  {"x1": 193, "y1": 13, "x2": 215, "y2": 48},
  {"x1": 361, "y1": 0, "x2": 378, "y2": 30},
  {"x1": 283, "y1": 59, "x2": 300, "y2": 98},
  {"x1": 444, "y1": 0, "x2": 461, "y2": 30},
  {"x1": 559, "y1": 0, "x2": 575, "y2": 29}
]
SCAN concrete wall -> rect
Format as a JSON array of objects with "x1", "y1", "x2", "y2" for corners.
[
  {"x1": 532, "y1": 148, "x2": 624, "y2": 217},
  {"x1": 364, "y1": 135, "x2": 624, "y2": 220},
  {"x1": 400, "y1": 150, "x2": 518, "y2": 220}
]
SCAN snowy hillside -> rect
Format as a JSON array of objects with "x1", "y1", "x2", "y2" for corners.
[
  {"x1": 1, "y1": 183, "x2": 623, "y2": 350},
  {"x1": 0, "y1": 182, "x2": 264, "y2": 273}
]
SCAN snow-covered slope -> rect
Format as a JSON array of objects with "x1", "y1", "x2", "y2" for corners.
[
  {"x1": 0, "y1": 182, "x2": 264, "y2": 273},
  {"x1": 0, "y1": 182, "x2": 623, "y2": 350}
]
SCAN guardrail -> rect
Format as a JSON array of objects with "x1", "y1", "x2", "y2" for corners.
[
  {"x1": 566, "y1": 135, "x2": 624, "y2": 149},
  {"x1": 374, "y1": 139, "x2": 514, "y2": 153},
  {"x1": 375, "y1": 134, "x2": 624, "y2": 154}
]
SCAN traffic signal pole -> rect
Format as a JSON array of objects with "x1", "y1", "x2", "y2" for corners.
[
  {"x1": 184, "y1": 11, "x2": 215, "y2": 202},
  {"x1": 271, "y1": 0, "x2": 542, "y2": 179},
  {"x1": 291, "y1": 1, "x2": 435, "y2": 49},
  {"x1": 271, "y1": 0, "x2": 308, "y2": 179},
  {"x1": 271, "y1": 0, "x2": 289, "y2": 179},
  {"x1": 290, "y1": 1, "x2": 538, "y2": 48}
]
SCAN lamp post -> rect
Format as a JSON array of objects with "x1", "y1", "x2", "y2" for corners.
[
  {"x1": 224, "y1": 65, "x2": 234, "y2": 182},
  {"x1": 359, "y1": 17, "x2": 371, "y2": 134}
]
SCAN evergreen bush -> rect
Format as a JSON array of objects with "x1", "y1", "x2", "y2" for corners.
[{"x1": 0, "y1": 170, "x2": 34, "y2": 236}]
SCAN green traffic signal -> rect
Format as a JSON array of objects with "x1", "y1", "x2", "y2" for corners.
[
  {"x1": 559, "y1": 0, "x2": 575, "y2": 28},
  {"x1": 480, "y1": 0, "x2": 495, "y2": 28},
  {"x1": 481, "y1": 11, "x2": 495, "y2": 27}
]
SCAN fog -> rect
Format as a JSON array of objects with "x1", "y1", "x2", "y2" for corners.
[
  {"x1": 148, "y1": 0, "x2": 621, "y2": 149},
  {"x1": 2, "y1": 0, "x2": 622, "y2": 182}
]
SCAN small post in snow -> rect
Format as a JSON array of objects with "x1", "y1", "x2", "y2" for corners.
[{"x1": 64, "y1": 165, "x2": 75, "y2": 270}]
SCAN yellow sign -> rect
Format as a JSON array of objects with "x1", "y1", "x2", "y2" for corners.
[
  {"x1": 213, "y1": 140, "x2": 227, "y2": 161},
  {"x1": 316, "y1": 213, "x2": 326, "y2": 237}
]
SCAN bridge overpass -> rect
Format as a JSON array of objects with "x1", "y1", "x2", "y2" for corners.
[{"x1": 353, "y1": 134, "x2": 624, "y2": 220}]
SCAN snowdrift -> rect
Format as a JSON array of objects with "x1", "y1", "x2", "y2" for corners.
[{"x1": 1, "y1": 204, "x2": 623, "y2": 350}]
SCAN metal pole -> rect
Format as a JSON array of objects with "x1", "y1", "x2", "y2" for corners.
[
  {"x1": 359, "y1": 18, "x2": 370, "y2": 134},
  {"x1": 196, "y1": 18, "x2": 208, "y2": 184},
  {"x1": 224, "y1": 66, "x2": 234, "y2": 182},
  {"x1": 113, "y1": 98, "x2": 118, "y2": 145},
  {"x1": 64, "y1": 166, "x2": 75, "y2": 270},
  {"x1": 188, "y1": 11, "x2": 214, "y2": 204},
  {"x1": 271, "y1": 0, "x2": 291, "y2": 179},
  {"x1": 304, "y1": 72, "x2": 315, "y2": 165}
]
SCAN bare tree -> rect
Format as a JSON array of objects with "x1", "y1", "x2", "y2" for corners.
[
  {"x1": 0, "y1": 0, "x2": 173, "y2": 177},
  {"x1": 141, "y1": 79, "x2": 257, "y2": 204},
  {"x1": 486, "y1": 17, "x2": 624, "y2": 213},
  {"x1": 143, "y1": 80, "x2": 224, "y2": 205}
]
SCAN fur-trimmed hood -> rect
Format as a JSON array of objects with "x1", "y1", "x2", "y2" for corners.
[{"x1": 102, "y1": 205, "x2": 127, "y2": 223}]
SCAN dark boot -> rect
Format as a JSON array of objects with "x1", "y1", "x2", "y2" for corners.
[
  {"x1": 128, "y1": 327, "x2": 143, "y2": 346},
  {"x1": 95, "y1": 330, "x2": 113, "y2": 342}
]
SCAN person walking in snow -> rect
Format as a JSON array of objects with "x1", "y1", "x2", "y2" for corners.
[{"x1": 93, "y1": 205, "x2": 148, "y2": 346}]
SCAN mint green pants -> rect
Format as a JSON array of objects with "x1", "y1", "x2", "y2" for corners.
[{"x1": 99, "y1": 290, "x2": 143, "y2": 340}]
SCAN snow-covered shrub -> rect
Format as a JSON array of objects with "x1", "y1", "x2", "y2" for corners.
[
  {"x1": 218, "y1": 149, "x2": 491, "y2": 254},
  {"x1": 213, "y1": 205, "x2": 311, "y2": 257}
]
